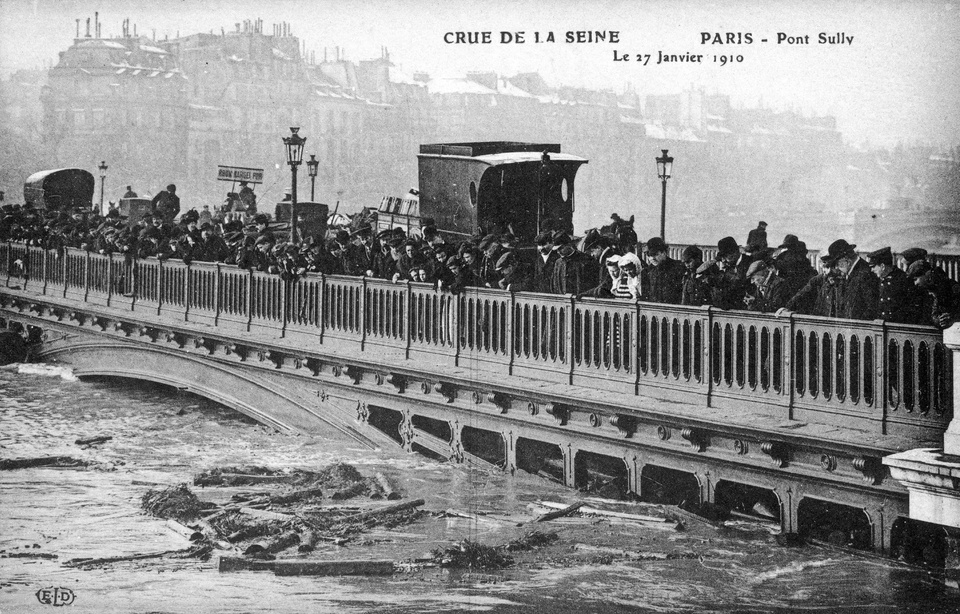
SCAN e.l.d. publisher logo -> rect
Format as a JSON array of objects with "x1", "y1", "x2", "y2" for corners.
[{"x1": 36, "y1": 587, "x2": 76, "y2": 606}]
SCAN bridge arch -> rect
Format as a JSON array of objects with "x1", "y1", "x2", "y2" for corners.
[{"x1": 35, "y1": 337, "x2": 372, "y2": 445}]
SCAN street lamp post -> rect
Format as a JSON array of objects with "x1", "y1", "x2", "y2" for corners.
[
  {"x1": 98, "y1": 160, "x2": 108, "y2": 213},
  {"x1": 282, "y1": 127, "x2": 306, "y2": 243},
  {"x1": 655, "y1": 149, "x2": 674, "y2": 241},
  {"x1": 307, "y1": 154, "x2": 318, "y2": 201}
]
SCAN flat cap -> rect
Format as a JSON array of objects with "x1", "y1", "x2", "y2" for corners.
[
  {"x1": 746, "y1": 260, "x2": 770, "y2": 278},
  {"x1": 866, "y1": 246, "x2": 893, "y2": 267},
  {"x1": 495, "y1": 252, "x2": 515, "y2": 271},
  {"x1": 900, "y1": 247, "x2": 928, "y2": 265},
  {"x1": 681, "y1": 245, "x2": 703, "y2": 262}
]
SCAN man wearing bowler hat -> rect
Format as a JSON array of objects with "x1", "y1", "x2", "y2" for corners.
[
  {"x1": 774, "y1": 234, "x2": 816, "y2": 298},
  {"x1": 825, "y1": 239, "x2": 879, "y2": 320},
  {"x1": 710, "y1": 236, "x2": 753, "y2": 309}
]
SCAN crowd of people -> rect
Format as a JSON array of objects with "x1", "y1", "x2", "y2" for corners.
[{"x1": 1, "y1": 199, "x2": 957, "y2": 329}]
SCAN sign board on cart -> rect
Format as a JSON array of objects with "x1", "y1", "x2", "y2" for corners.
[{"x1": 217, "y1": 166, "x2": 264, "y2": 184}]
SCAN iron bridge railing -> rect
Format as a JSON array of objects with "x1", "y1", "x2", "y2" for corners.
[{"x1": 2, "y1": 243, "x2": 952, "y2": 441}]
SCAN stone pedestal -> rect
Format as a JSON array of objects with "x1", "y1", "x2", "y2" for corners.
[
  {"x1": 884, "y1": 323, "x2": 960, "y2": 587},
  {"x1": 884, "y1": 448, "x2": 960, "y2": 530},
  {"x1": 944, "y1": 323, "x2": 960, "y2": 456}
]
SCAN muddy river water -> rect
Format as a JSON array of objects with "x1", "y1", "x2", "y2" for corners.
[{"x1": 0, "y1": 365, "x2": 956, "y2": 613}]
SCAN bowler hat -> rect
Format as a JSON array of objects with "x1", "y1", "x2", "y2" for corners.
[
  {"x1": 535, "y1": 231, "x2": 554, "y2": 245},
  {"x1": 552, "y1": 232, "x2": 572, "y2": 246},
  {"x1": 778, "y1": 234, "x2": 800, "y2": 249},
  {"x1": 866, "y1": 246, "x2": 893, "y2": 267},
  {"x1": 253, "y1": 214, "x2": 268, "y2": 225},
  {"x1": 823, "y1": 239, "x2": 856, "y2": 264},
  {"x1": 558, "y1": 245, "x2": 577, "y2": 259},
  {"x1": 645, "y1": 237, "x2": 668, "y2": 255},
  {"x1": 717, "y1": 236, "x2": 739, "y2": 257}
]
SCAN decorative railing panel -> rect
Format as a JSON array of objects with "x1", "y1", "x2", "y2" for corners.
[
  {"x1": 458, "y1": 287, "x2": 509, "y2": 360},
  {"x1": 161, "y1": 261, "x2": 186, "y2": 309},
  {"x1": 573, "y1": 298, "x2": 635, "y2": 385},
  {"x1": 409, "y1": 284, "x2": 456, "y2": 349},
  {"x1": 286, "y1": 274, "x2": 322, "y2": 330},
  {"x1": 513, "y1": 293, "x2": 570, "y2": 377},
  {"x1": 133, "y1": 259, "x2": 160, "y2": 306},
  {"x1": 250, "y1": 271, "x2": 283, "y2": 326},
  {"x1": 189, "y1": 263, "x2": 218, "y2": 316},
  {"x1": 323, "y1": 276, "x2": 363, "y2": 338},
  {"x1": 366, "y1": 281, "x2": 406, "y2": 343},
  {"x1": 218, "y1": 267, "x2": 249, "y2": 321}
]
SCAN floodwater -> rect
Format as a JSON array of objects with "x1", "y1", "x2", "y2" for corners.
[{"x1": 0, "y1": 365, "x2": 956, "y2": 613}]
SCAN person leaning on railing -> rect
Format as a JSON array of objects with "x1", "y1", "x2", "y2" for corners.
[
  {"x1": 708, "y1": 237, "x2": 754, "y2": 310},
  {"x1": 773, "y1": 234, "x2": 816, "y2": 298},
  {"x1": 781, "y1": 247, "x2": 842, "y2": 318},
  {"x1": 910, "y1": 259, "x2": 960, "y2": 329},
  {"x1": 825, "y1": 239, "x2": 879, "y2": 321},
  {"x1": 743, "y1": 260, "x2": 790, "y2": 313},
  {"x1": 642, "y1": 237, "x2": 685, "y2": 304}
]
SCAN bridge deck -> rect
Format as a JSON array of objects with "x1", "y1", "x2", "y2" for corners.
[{"x1": 0, "y1": 283, "x2": 937, "y2": 456}]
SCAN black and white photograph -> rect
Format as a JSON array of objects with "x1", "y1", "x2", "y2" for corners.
[{"x1": 1, "y1": 0, "x2": 959, "y2": 612}]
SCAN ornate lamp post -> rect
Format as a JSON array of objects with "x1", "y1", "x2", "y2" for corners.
[
  {"x1": 282, "y1": 127, "x2": 306, "y2": 242},
  {"x1": 306, "y1": 154, "x2": 319, "y2": 201},
  {"x1": 655, "y1": 149, "x2": 674, "y2": 241},
  {"x1": 98, "y1": 160, "x2": 108, "y2": 213}
]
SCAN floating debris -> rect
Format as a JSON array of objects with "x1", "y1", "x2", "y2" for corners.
[
  {"x1": 141, "y1": 484, "x2": 216, "y2": 522},
  {"x1": 505, "y1": 530, "x2": 559, "y2": 552},
  {"x1": 0, "y1": 456, "x2": 91, "y2": 470},
  {"x1": 432, "y1": 539, "x2": 514, "y2": 570}
]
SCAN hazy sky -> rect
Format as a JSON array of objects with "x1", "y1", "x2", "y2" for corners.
[{"x1": 2, "y1": 0, "x2": 959, "y2": 147}]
